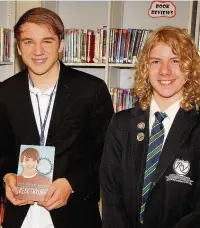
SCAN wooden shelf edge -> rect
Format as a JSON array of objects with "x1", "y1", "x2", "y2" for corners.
[
  {"x1": 63, "y1": 63, "x2": 106, "y2": 67},
  {"x1": 108, "y1": 63, "x2": 134, "y2": 68},
  {"x1": 63, "y1": 63, "x2": 134, "y2": 68},
  {"x1": 0, "y1": 62, "x2": 13, "y2": 65}
]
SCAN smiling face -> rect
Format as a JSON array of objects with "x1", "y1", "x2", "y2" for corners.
[
  {"x1": 21, "y1": 156, "x2": 38, "y2": 172},
  {"x1": 17, "y1": 22, "x2": 64, "y2": 78},
  {"x1": 148, "y1": 42, "x2": 186, "y2": 108}
]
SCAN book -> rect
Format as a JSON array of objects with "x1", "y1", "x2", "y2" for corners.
[
  {"x1": 86, "y1": 30, "x2": 95, "y2": 63},
  {"x1": 127, "y1": 29, "x2": 137, "y2": 63},
  {"x1": 16, "y1": 145, "x2": 55, "y2": 201},
  {"x1": 93, "y1": 29, "x2": 100, "y2": 63},
  {"x1": 0, "y1": 196, "x2": 5, "y2": 227}
]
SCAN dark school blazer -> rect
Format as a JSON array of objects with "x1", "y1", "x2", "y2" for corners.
[
  {"x1": 0, "y1": 61, "x2": 114, "y2": 228},
  {"x1": 100, "y1": 103, "x2": 200, "y2": 228}
]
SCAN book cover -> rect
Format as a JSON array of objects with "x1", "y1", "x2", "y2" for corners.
[
  {"x1": 86, "y1": 30, "x2": 95, "y2": 63},
  {"x1": 16, "y1": 145, "x2": 55, "y2": 201}
]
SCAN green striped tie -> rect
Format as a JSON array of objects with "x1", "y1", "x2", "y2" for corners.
[{"x1": 140, "y1": 111, "x2": 167, "y2": 223}]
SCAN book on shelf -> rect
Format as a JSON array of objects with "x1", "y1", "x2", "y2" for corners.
[
  {"x1": 102, "y1": 26, "x2": 107, "y2": 64},
  {"x1": 93, "y1": 29, "x2": 100, "y2": 63},
  {"x1": 110, "y1": 88, "x2": 136, "y2": 113},
  {"x1": 62, "y1": 27, "x2": 153, "y2": 65},
  {"x1": 86, "y1": 29, "x2": 95, "y2": 63},
  {"x1": 116, "y1": 29, "x2": 122, "y2": 64},
  {"x1": 108, "y1": 28, "x2": 153, "y2": 64},
  {"x1": 62, "y1": 27, "x2": 107, "y2": 64},
  {"x1": 112, "y1": 29, "x2": 119, "y2": 63},
  {"x1": 16, "y1": 145, "x2": 55, "y2": 201},
  {"x1": 123, "y1": 29, "x2": 132, "y2": 63},
  {"x1": 127, "y1": 29, "x2": 137, "y2": 64},
  {"x1": 0, "y1": 27, "x2": 11, "y2": 63},
  {"x1": 132, "y1": 29, "x2": 143, "y2": 58}
]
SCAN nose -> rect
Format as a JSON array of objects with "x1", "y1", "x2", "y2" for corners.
[
  {"x1": 159, "y1": 62, "x2": 172, "y2": 76},
  {"x1": 33, "y1": 43, "x2": 44, "y2": 55}
]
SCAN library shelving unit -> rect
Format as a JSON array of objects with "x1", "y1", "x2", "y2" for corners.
[
  {"x1": 0, "y1": 0, "x2": 15, "y2": 82},
  {"x1": 40, "y1": 0, "x2": 197, "y2": 213},
  {"x1": 0, "y1": 3, "x2": 15, "y2": 224},
  {"x1": 193, "y1": 1, "x2": 200, "y2": 53},
  {"x1": 40, "y1": 0, "x2": 194, "y2": 91}
]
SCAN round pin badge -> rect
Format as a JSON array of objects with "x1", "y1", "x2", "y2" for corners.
[
  {"x1": 137, "y1": 122, "x2": 145, "y2": 130},
  {"x1": 137, "y1": 132, "x2": 145, "y2": 141}
]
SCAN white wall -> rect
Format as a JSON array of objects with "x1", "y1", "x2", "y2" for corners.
[
  {"x1": 116, "y1": 1, "x2": 191, "y2": 89},
  {"x1": 122, "y1": 1, "x2": 190, "y2": 29}
]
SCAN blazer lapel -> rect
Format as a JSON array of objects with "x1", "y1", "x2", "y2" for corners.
[
  {"x1": 151, "y1": 108, "x2": 198, "y2": 189},
  {"x1": 46, "y1": 62, "x2": 72, "y2": 146},
  {"x1": 15, "y1": 70, "x2": 39, "y2": 145},
  {"x1": 131, "y1": 105, "x2": 149, "y2": 177},
  {"x1": 127, "y1": 105, "x2": 150, "y2": 225}
]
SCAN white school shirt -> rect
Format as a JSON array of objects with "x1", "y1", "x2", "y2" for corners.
[
  {"x1": 21, "y1": 81, "x2": 56, "y2": 228},
  {"x1": 149, "y1": 98, "x2": 181, "y2": 145}
]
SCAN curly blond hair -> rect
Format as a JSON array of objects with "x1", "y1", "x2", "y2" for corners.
[{"x1": 134, "y1": 26, "x2": 200, "y2": 111}]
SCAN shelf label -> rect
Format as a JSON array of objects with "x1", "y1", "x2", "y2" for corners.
[{"x1": 148, "y1": 1, "x2": 176, "y2": 18}]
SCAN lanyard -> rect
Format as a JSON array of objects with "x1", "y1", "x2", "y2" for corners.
[{"x1": 29, "y1": 77, "x2": 57, "y2": 146}]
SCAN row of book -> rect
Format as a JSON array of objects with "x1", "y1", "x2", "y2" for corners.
[
  {"x1": 0, "y1": 28, "x2": 11, "y2": 62},
  {"x1": 109, "y1": 28, "x2": 153, "y2": 64},
  {"x1": 110, "y1": 88, "x2": 136, "y2": 113},
  {"x1": 62, "y1": 27, "x2": 107, "y2": 64},
  {"x1": 62, "y1": 27, "x2": 153, "y2": 64}
]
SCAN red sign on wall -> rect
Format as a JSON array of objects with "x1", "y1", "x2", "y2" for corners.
[{"x1": 148, "y1": 1, "x2": 176, "y2": 18}]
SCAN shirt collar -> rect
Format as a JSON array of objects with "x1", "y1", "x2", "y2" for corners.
[
  {"x1": 150, "y1": 97, "x2": 181, "y2": 121},
  {"x1": 29, "y1": 81, "x2": 56, "y2": 96}
]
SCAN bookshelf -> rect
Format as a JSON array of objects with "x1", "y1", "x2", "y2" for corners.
[
  {"x1": 39, "y1": 0, "x2": 194, "y2": 91},
  {"x1": 193, "y1": 1, "x2": 200, "y2": 53},
  {"x1": 0, "y1": 1, "x2": 15, "y2": 82},
  {"x1": 109, "y1": 1, "x2": 193, "y2": 89},
  {"x1": 0, "y1": 0, "x2": 195, "y2": 86},
  {"x1": 40, "y1": 0, "x2": 197, "y2": 214}
]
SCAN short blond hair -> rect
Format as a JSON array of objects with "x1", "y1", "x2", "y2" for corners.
[{"x1": 134, "y1": 26, "x2": 200, "y2": 111}]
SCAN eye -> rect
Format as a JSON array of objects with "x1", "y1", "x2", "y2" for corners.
[
  {"x1": 43, "y1": 40, "x2": 52, "y2": 44},
  {"x1": 151, "y1": 60, "x2": 160, "y2": 64},
  {"x1": 172, "y1": 59, "x2": 180, "y2": 64},
  {"x1": 24, "y1": 40, "x2": 33, "y2": 45}
]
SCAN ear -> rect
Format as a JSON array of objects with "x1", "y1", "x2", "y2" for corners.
[
  {"x1": 17, "y1": 44, "x2": 22, "y2": 56},
  {"x1": 58, "y1": 39, "x2": 64, "y2": 53}
]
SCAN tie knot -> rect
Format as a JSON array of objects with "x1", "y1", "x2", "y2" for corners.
[{"x1": 155, "y1": 111, "x2": 167, "y2": 123}]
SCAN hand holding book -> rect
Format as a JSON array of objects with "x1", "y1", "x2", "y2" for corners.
[
  {"x1": 4, "y1": 173, "x2": 34, "y2": 206},
  {"x1": 38, "y1": 178, "x2": 72, "y2": 210}
]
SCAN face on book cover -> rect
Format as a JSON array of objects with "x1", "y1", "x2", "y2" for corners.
[
  {"x1": 17, "y1": 22, "x2": 64, "y2": 78},
  {"x1": 148, "y1": 42, "x2": 186, "y2": 107},
  {"x1": 21, "y1": 156, "x2": 38, "y2": 176}
]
